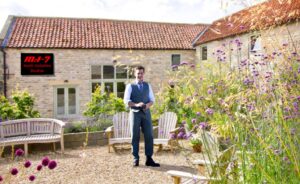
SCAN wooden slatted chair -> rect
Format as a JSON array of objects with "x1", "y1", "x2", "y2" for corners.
[
  {"x1": 153, "y1": 112, "x2": 178, "y2": 152},
  {"x1": 167, "y1": 145, "x2": 236, "y2": 184},
  {"x1": 105, "y1": 112, "x2": 131, "y2": 153}
]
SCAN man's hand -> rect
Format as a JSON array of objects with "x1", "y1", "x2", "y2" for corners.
[
  {"x1": 135, "y1": 102, "x2": 145, "y2": 107},
  {"x1": 144, "y1": 102, "x2": 153, "y2": 110}
]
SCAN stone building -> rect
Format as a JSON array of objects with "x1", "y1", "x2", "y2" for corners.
[
  {"x1": 194, "y1": 0, "x2": 300, "y2": 72},
  {"x1": 0, "y1": 16, "x2": 207, "y2": 118}
]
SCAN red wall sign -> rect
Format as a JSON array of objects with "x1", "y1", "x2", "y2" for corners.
[{"x1": 21, "y1": 53, "x2": 54, "y2": 75}]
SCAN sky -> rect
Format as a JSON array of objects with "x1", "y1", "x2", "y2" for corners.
[{"x1": 0, "y1": 0, "x2": 265, "y2": 30}]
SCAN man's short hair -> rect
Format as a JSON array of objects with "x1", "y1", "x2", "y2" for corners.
[{"x1": 135, "y1": 66, "x2": 145, "y2": 72}]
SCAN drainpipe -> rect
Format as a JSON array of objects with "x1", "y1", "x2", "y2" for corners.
[{"x1": 0, "y1": 48, "x2": 7, "y2": 97}]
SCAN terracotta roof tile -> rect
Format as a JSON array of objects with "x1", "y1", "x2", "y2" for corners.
[
  {"x1": 195, "y1": 0, "x2": 300, "y2": 45},
  {"x1": 5, "y1": 16, "x2": 207, "y2": 50}
]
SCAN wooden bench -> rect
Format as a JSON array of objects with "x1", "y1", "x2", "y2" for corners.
[{"x1": 0, "y1": 118, "x2": 65, "y2": 157}]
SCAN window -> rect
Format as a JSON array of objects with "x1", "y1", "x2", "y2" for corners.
[
  {"x1": 250, "y1": 35, "x2": 262, "y2": 52},
  {"x1": 201, "y1": 46, "x2": 207, "y2": 60},
  {"x1": 171, "y1": 54, "x2": 181, "y2": 66},
  {"x1": 91, "y1": 65, "x2": 135, "y2": 98},
  {"x1": 54, "y1": 87, "x2": 78, "y2": 117},
  {"x1": 171, "y1": 54, "x2": 181, "y2": 70}
]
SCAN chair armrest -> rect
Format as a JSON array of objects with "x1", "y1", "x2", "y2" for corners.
[
  {"x1": 169, "y1": 127, "x2": 180, "y2": 134},
  {"x1": 167, "y1": 170, "x2": 219, "y2": 181},
  {"x1": 105, "y1": 126, "x2": 114, "y2": 133}
]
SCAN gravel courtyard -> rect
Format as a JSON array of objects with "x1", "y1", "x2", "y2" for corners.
[{"x1": 0, "y1": 144, "x2": 200, "y2": 184}]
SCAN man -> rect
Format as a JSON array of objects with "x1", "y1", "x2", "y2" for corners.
[{"x1": 123, "y1": 66, "x2": 160, "y2": 167}]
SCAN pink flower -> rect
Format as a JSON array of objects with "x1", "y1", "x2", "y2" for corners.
[{"x1": 0, "y1": 175, "x2": 3, "y2": 182}]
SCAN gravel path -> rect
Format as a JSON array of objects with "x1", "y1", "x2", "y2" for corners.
[{"x1": 0, "y1": 144, "x2": 202, "y2": 184}]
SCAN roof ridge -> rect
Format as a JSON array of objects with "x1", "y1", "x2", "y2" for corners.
[{"x1": 11, "y1": 15, "x2": 208, "y2": 26}]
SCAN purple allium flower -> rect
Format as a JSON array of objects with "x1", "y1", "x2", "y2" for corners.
[
  {"x1": 181, "y1": 120, "x2": 186, "y2": 125},
  {"x1": 15, "y1": 149, "x2": 24, "y2": 157},
  {"x1": 29, "y1": 175, "x2": 35, "y2": 182},
  {"x1": 42, "y1": 157, "x2": 50, "y2": 166},
  {"x1": 190, "y1": 64, "x2": 195, "y2": 68},
  {"x1": 205, "y1": 108, "x2": 214, "y2": 115},
  {"x1": 292, "y1": 52, "x2": 297, "y2": 56},
  {"x1": 196, "y1": 112, "x2": 201, "y2": 116},
  {"x1": 282, "y1": 43, "x2": 288, "y2": 47},
  {"x1": 199, "y1": 122, "x2": 207, "y2": 129},
  {"x1": 240, "y1": 25, "x2": 245, "y2": 29},
  {"x1": 170, "y1": 133, "x2": 177, "y2": 140},
  {"x1": 177, "y1": 132, "x2": 185, "y2": 139},
  {"x1": 37, "y1": 164, "x2": 43, "y2": 171},
  {"x1": 207, "y1": 89, "x2": 212, "y2": 94},
  {"x1": 185, "y1": 132, "x2": 192, "y2": 139},
  {"x1": 11, "y1": 168, "x2": 18, "y2": 175},
  {"x1": 191, "y1": 119, "x2": 196, "y2": 124},
  {"x1": 180, "y1": 61, "x2": 189, "y2": 65},
  {"x1": 24, "y1": 160, "x2": 32, "y2": 168},
  {"x1": 246, "y1": 104, "x2": 255, "y2": 111},
  {"x1": 0, "y1": 175, "x2": 3, "y2": 182},
  {"x1": 48, "y1": 160, "x2": 57, "y2": 170}
]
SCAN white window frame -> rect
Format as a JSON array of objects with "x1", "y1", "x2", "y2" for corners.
[
  {"x1": 250, "y1": 35, "x2": 262, "y2": 53},
  {"x1": 53, "y1": 85, "x2": 80, "y2": 118},
  {"x1": 90, "y1": 65, "x2": 135, "y2": 98}
]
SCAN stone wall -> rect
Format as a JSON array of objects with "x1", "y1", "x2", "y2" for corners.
[{"x1": 5, "y1": 48, "x2": 195, "y2": 118}]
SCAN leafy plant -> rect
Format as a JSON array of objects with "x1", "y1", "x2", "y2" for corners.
[
  {"x1": 83, "y1": 85, "x2": 126, "y2": 117},
  {"x1": 0, "y1": 89, "x2": 40, "y2": 120}
]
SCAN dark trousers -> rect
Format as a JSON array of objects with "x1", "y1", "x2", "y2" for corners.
[{"x1": 130, "y1": 110, "x2": 153, "y2": 160}]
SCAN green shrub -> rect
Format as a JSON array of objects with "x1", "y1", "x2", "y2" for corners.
[
  {"x1": 0, "y1": 89, "x2": 40, "y2": 120},
  {"x1": 83, "y1": 86, "x2": 126, "y2": 118}
]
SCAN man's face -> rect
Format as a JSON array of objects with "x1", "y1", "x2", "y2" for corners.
[{"x1": 135, "y1": 69, "x2": 144, "y2": 81}]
